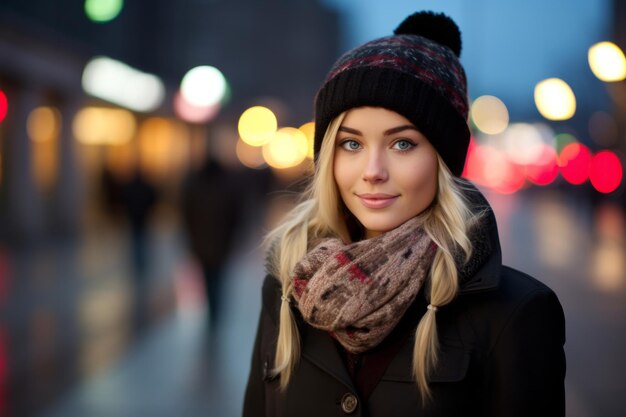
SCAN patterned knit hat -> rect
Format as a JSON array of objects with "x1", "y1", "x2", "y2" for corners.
[{"x1": 314, "y1": 11, "x2": 470, "y2": 176}]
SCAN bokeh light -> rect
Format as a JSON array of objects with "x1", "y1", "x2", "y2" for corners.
[
  {"x1": 27, "y1": 107, "x2": 62, "y2": 142},
  {"x1": 589, "y1": 151, "x2": 622, "y2": 193},
  {"x1": 262, "y1": 127, "x2": 308, "y2": 169},
  {"x1": 487, "y1": 156, "x2": 525, "y2": 194},
  {"x1": 238, "y1": 106, "x2": 278, "y2": 147},
  {"x1": 173, "y1": 91, "x2": 220, "y2": 123},
  {"x1": 73, "y1": 107, "x2": 136, "y2": 145},
  {"x1": 501, "y1": 123, "x2": 545, "y2": 165},
  {"x1": 525, "y1": 144, "x2": 559, "y2": 186},
  {"x1": 84, "y1": 0, "x2": 124, "y2": 23},
  {"x1": 462, "y1": 139, "x2": 481, "y2": 182},
  {"x1": 180, "y1": 66, "x2": 227, "y2": 108},
  {"x1": 298, "y1": 122, "x2": 315, "y2": 159},
  {"x1": 82, "y1": 56, "x2": 165, "y2": 112},
  {"x1": 558, "y1": 142, "x2": 591, "y2": 185},
  {"x1": 588, "y1": 41, "x2": 626, "y2": 82},
  {"x1": 463, "y1": 142, "x2": 524, "y2": 194},
  {"x1": 28, "y1": 108, "x2": 61, "y2": 190},
  {"x1": 236, "y1": 138, "x2": 266, "y2": 169},
  {"x1": 534, "y1": 78, "x2": 576, "y2": 120},
  {"x1": 591, "y1": 202, "x2": 626, "y2": 291},
  {"x1": 470, "y1": 95, "x2": 509, "y2": 135},
  {"x1": 137, "y1": 117, "x2": 189, "y2": 181},
  {"x1": 0, "y1": 90, "x2": 7, "y2": 123},
  {"x1": 554, "y1": 133, "x2": 578, "y2": 154},
  {"x1": 103, "y1": 139, "x2": 134, "y2": 180}
]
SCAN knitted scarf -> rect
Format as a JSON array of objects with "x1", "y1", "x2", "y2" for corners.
[{"x1": 291, "y1": 216, "x2": 436, "y2": 353}]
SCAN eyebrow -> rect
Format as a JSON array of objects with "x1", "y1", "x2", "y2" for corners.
[{"x1": 338, "y1": 125, "x2": 419, "y2": 136}]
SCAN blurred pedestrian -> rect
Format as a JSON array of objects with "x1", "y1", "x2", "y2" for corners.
[
  {"x1": 120, "y1": 167, "x2": 158, "y2": 278},
  {"x1": 120, "y1": 167, "x2": 159, "y2": 331},
  {"x1": 243, "y1": 11, "x2": 566, "y2": 417},
  {"x1": 99, "y1": 164, "x2": 124, "y2": 220},
  {"x1": 181, "y1": 154, "x2": 242, "y2": 331}
]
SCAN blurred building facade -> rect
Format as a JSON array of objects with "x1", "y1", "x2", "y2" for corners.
[
  {"x1": 0, "y1": 0, "x2": 341, "y2": 244},
  {"x1": 0, "y1": 2, "x2": 341, "y2": 415}
]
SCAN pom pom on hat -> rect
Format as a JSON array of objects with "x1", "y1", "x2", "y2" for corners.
[{"x1": 394, "y1": 11, "x2": 462, "y2": 57}]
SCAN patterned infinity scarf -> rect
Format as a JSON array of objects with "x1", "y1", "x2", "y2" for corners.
[{"x1": 291, "y1": 216, "x2": 436, "y2": 353}]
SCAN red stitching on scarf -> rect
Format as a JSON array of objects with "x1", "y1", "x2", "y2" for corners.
[
  {"x1": 336, "y1": 252, "x2": 372, "y2": 284},
  {"x1": 293, "y1": 278, "x2": 308, "y2": 297}
]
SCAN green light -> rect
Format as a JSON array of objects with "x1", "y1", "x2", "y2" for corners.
[
  {"x1": 554, "y1": 133, "x2": 577, "y2": 153},
  {"x1": 85, "y1": 0, "x2": 124, "y2": 23}
]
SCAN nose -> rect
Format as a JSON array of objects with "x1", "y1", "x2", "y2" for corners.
[{"x1": 362, "y1": 150, "x2": 388, "y2": 183}]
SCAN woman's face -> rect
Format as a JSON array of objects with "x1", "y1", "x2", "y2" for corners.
[{"x1": 333, "y1": 107, "x2": 439, "y2": 239}]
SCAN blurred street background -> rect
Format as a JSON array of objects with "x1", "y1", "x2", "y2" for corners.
[{"x1": 0, "y1": 0, "x2": 625, "y2": 416}]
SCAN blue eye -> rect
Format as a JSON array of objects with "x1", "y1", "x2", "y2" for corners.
[
  {"x1": 340, "y1": 140, "x2": 361, "y2": 151},
  {"x1": 393, "y1": 140, "x2": 415, "y2": 151}
]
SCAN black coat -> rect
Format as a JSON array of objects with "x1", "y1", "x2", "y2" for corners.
[{"x1": 243, "y1": 198, "x2": 566, "y2": 417}]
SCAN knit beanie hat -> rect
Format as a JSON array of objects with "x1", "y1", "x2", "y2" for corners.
[{"x1": 314, "y1": 11, "x2": 470, "y2": 176}]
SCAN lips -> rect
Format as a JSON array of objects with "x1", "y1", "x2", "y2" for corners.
[{"x1": 356, "y1": 193, "x2": 399, "y2": 209}]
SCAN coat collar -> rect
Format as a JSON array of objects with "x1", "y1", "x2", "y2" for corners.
[{"x1": 457, "y1": 181, "x2": 502, "y2": 294}]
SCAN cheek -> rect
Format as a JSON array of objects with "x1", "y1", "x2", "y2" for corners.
[
  {"x1": 333, "y1": 155, "x2": 356, "y2": 193},
  {"x1": 403, "y1": 159, "x2": 438, "y2": 205}
]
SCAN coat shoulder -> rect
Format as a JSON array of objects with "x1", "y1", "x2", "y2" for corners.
[
  {"x1": 456, "y1": 266, "x2": 565, "y2": 353},
  {"x1": 495, "y1": 266, "x2": 561, "y2": 307},
  {"x1": 467, "y1": 265, "x2": 561, "y2": 309}
]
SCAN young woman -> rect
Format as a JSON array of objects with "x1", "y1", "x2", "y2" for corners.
[{"x1": 243, "y1": 11, "x2": 565, "y2": 417}]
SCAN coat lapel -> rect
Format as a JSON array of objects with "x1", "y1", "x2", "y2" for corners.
[{"x1": 300, "y1": 324, "x2": 356, "y2": 390}]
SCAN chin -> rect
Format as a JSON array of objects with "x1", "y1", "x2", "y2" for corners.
[{"x1": 359, "y1": 218, "x2": 402, "y2": 236}]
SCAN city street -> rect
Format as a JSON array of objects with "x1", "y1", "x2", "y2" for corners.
[{"x1": 2, "y1": 187, "x2": 625, "y2": 417}]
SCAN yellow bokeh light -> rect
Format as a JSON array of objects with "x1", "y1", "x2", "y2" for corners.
[
  {"x1": 29, "y1": 107, "x2": 61, "y2": 191},
  {"x1": 534, "y1": 78, "x2": 576, "y2": 121},
  {"x1": 104, "y1": 140, "x2": 135, "y2": 181},
  {"x1": 236, "y1": 138, "x2": 266, "y2": 169},
  {"x1": 470, "y1": 95, "x2": 509, "y2": 135},
  {"x1": 298, "y1": 122, "x2": 315, "y2": 159},
  {"x1": 588, "y1": 41, "x2": 626, "y2": 82},
  {"x1": 263, "y1": 127, "x2": 308, "y2": 169},
  {"x1": 73, "y1": 107, "x2": 136, "y2": 145},
  {"x1": 138, "y1": 117, "x2": 189, "y2": 181},
  {"x1": 27, "y1": 107, "x2": 62, "y2": 142},
  {"x1": 238, "y1": 106, "x2": 277, "y2": 147}
]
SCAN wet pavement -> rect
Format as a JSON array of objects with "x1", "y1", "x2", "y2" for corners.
[{"x1": 2, "y1": 188, "x2": 626, "y2": 417}]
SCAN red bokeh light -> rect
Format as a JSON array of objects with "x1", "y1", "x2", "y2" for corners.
[
  {"x1": 462, "y1": 138, "x2": 481, "y2": 182},
  {"x1": 462, "y1": 142, "x2": 524, "y2": 194},
  {"x1": 558, "y1": 143, "x2": 591, "y2": 185},
  {"x1": 492, "y1": 160, "x2": 525, "y2": 194},
  {"x1": 526, "y1": 144, "x2": 559, "y2": 186},
  {"x1": 0, "y1": 90, "x2": 7, "y2": 123},
  {"x1": 590, "y1": 151, "x2": 622, "y2": 193}
]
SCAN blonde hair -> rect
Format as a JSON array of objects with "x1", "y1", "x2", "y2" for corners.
[{"x1": 265, "y1": 111, "x2": 480, "y2": 401}]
